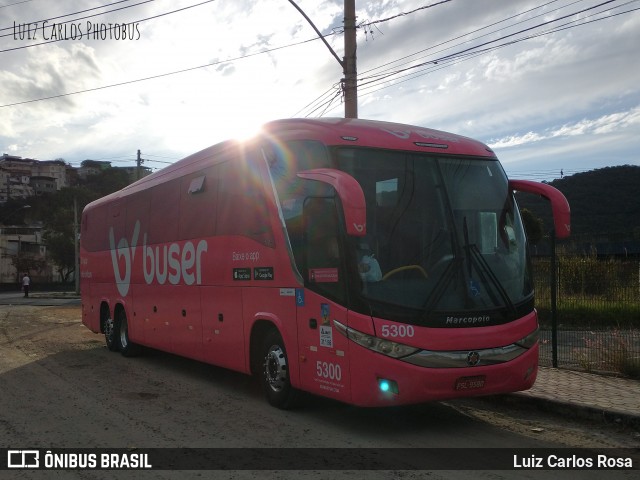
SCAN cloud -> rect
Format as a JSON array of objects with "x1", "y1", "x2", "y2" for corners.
[
  {"x1": 0, "y1": 0, "x2": 638, "y2": 175},
  {"x1": 489, "y1": 106, "x2": 640, "y2": 149},
  {"x1": 0, "y1": 43, "x2": 101, "y2": 111}
]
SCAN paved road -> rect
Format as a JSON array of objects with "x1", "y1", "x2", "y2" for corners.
[
  {"x1": 0, "y1": 291, "x2": 80, "y2": 307},
  {"x1": 0, "y1": 305, "x2": 637, "y2": 478}
]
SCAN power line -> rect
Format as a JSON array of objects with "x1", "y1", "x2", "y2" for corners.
[
  {"x1": 296, "y1": 0, "x2": 570, "y2": 116},
  {"x1": 298, "y1": 0, "x2": 638, "y2": 117},
  {"x1": 358, "y1": 0, "x2": 568, "y2": 79},
  {"x1": 0, "y1": 0, "x2": 36, "y2": 9},
  {"x1": 0, "y1": 0, "x2": 150, "y2": 36},
  {"x1": 361, "y1": 0, "x2": 453, "y2": 27},
  {"x1": 144, "y1": 152, "x2": 180, "y2": 160},
  {"x1": 291, "y1": 84, "x2": 340, "y2": 117},
  {"x1": 0, "y1": 32, "x2": 322, "y2": 108},
  {"x1": 0, "y1": 0, "x2": 220, "y2": 51},
  {"x1": 356, "y1": 0, "x2": 622, "y2": 91},
  {"x1": 342, "y1": 1, "x2": 638, "y2": 108},
  {"x1": 3, "y1": 0, "x2": 637, "y2": 115}
]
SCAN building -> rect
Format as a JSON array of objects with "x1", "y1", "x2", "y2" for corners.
[
  {"x1": 30, "y1": 176, "x2": 58, "y2": 196},
  {"x1": 31, "y1": 160, "x2": 69, "y2": 190},
  {"x1": 0, "y1": 225, "x2": 57, "y2": 284},
  {"x1": 77, "y1": 160, "x2": 111, "y2": 180},
  {"x1": 0, "y1": 153, "x2": 151, "y2": 284},
  {"x1": 0, "y1": 154, "x2": 150, "y2": 203}
]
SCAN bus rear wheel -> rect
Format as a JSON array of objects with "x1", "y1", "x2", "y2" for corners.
[
  {"x1": 104, "y1": 314, "x2": 119, "y2": 352},
  {"x1": 117, "y1": 309, "x2": 141, "y2": 357},
  {"x1": 261, "y1": 330, "x2": 298, "y2": 409}
]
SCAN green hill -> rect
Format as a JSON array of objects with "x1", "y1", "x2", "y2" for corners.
[{"x1": 515, "y1": 165, "x2": 640, "y2": 244}]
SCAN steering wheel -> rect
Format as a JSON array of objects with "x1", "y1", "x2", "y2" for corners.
[{"x1": 382, "y1": 265, "x2": 428, "y2": 280}]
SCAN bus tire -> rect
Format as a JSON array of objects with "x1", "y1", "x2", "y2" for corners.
[
  {"x1": 117, "y1": 309, "x2": 141, "y2": 357},
  {"x1": 104, "y1": 314, "x2": 119, "y2": 352},
  {"x1": 261, "y1": 329, "x2": 298, "y2": 409}
]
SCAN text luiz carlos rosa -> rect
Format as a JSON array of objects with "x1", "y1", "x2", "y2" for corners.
[{"x1": 514, "y1": 454, "x2": 633, "y2": 469}]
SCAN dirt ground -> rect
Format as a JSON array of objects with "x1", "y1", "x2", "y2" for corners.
[{"x1": 0, "y1": 304, "x2": 638, "y2": 478}]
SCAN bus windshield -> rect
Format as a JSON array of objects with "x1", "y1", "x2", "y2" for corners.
[{"x1": 268, "y1": 141, "x2": 533, "y2": 327}]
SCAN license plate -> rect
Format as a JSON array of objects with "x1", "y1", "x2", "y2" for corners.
[{"x1": 455, "y1": 375, "x2": 486, "y2": 391}]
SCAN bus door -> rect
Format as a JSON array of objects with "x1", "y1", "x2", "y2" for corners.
[{"x1": 296, "y1": 197, "x2": 351, "y2": 403}]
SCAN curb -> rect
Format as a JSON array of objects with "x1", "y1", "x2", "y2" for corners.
[
  {"x1": 502, "y1": 392, "x2": 640, "y2": 431},
  {"x1": 29, "y1": 293, "x2": 80, "y2": 299}
]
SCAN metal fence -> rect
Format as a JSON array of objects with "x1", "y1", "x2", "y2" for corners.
[{"x1": 532, "y1": 256, "x2": 640, "y2": 377}]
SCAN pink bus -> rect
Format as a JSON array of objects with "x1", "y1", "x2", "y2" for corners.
[{"x1": 80, "y1": 118, "x2": 570, "y2": 408}]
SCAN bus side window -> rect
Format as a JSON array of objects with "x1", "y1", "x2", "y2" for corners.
[
  {"x1": 82, "y1": 205, "x2": 108, "y2": 252},
  {"x1": 148, "y1": 180, "x2": 180, "y2": 244},
  {"x1": 303, "y1": 197, "x2": 346, "y2": 302},
  {"x1": 179, "y1": 166, "x2": 218, "y2": 240},
  {"x1": 216, "y1": 160, "x2": 275, "y2": 248}
]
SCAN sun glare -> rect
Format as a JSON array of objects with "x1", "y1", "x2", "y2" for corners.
[{"x1": 229, "y1": 120, "x2": 265, "y2": 142}]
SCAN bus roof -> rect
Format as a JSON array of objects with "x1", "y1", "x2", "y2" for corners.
[
  {"x1": 84, "y1": 118, "x2": 496, "y2": 212},
  {"x1": 261, "y1": 118, "x2": 497, "y2": 158}
]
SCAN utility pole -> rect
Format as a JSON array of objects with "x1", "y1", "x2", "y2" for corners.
[
  {"x1": 74, "y1": 196, "x2": 79, "y2": 295},
  {"x1": 288, "y1": 0, "x2": 358, "y2": 118},
  {"x1": 343, "y1": 0, "x2": 358, "y2": 118},
  {"x1": 136, "y1": 149, "x2": 143, "y2": 181}
]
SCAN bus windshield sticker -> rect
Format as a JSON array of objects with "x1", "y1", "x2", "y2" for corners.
[
  {"x1": 253, "y1": 267, "x2": 274, "y2": 280},
  {"x1": 233, "y1": 268, "x2": 251, "y2": 281},
  {"x1": 320, "y1": 325, "x2": 333, "y2": 348},
  {"x1": 321, "y1": 303, "x2": 330, "y2": 324},
  {"x1": 309, "y1": 268, "x2": 338, "y2": 283},
  {"x1": 295, "y1": 288, "x2": 305, "y2": 307}
]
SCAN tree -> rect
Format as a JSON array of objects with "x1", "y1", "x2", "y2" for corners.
[
  {"x1": 10, "y1": 252, "x2": 47, "y2": 282},
  {"x1": 40, "y1": 190, "x2": 79, "y2": 283},
  {"x1": 42, "y1": 227, "x2": 76, "y2": 283},
  {"x1": 39, "y1": 169, "x2": 130, "y2": 282},
  {"x1": 0, "y1": 200, "x2": 31, "y2": 225}
]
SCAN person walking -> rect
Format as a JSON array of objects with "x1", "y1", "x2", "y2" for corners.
[{"x1": 21, "y1": 273, "x2": 30, "y2": 298}]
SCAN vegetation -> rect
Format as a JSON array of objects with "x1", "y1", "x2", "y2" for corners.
[
  {"x1": 517, "y1": 164, "x2": 640, "y2": 242},
  {"x1": 533, "y1": 256, "x2": 639, "y2": 329},
  {"x1": 532, "y1": 255, "x2": 640, "y2": 378}
]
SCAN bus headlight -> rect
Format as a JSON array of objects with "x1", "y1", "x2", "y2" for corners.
[
  {"x1": 514, "y1": 327, "x2": 539, "y2": 349},
  {"x1": 333, "y1": 320, "x2": 419, "y2": 358}
]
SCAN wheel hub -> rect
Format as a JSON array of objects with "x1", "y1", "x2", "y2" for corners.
[
  {"x1": 119, "y1": 316, "x2": 128, "y2": 349},
  {"x1": 264, "y1": 345, "x2": 288, "y2": 392},
  {"x1": 104, "y1": 317, "x2": 114, "y2": 340}
]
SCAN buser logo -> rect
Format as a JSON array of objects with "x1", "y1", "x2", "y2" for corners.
[
  {"x1": 109, "y1": 221, "x2": 139, "y2": 297},
  {"x1": 110, "y1": 220, "x2": 208, "y2": 296}
]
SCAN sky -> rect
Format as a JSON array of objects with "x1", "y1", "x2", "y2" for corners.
[{"x1": 0, "y1": 0, "x2": 639, "y2": 181}]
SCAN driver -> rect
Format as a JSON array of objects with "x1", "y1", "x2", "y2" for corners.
[{"x1": 358, "y1": 241, "x2": 382, "y2": 282}]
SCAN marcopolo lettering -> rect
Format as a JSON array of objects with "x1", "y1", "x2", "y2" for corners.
[{"x1": 446, "y1": 315, "x2": 491, "y2": 325}]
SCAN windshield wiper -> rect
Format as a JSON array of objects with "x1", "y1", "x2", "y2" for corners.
[
  {"x1": 459, "y1": 215, "x2": 514, "y2": 315},
  {"x1": 468, "y1": 242, "x2": 517, "y2": 316},
  {"x1": 421, "y1": 226, "x2": 464, "y2": 316}
]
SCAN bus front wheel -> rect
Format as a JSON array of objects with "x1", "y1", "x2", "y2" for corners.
[{"x1": 261, "y1": 330, "x2": 298, "y2": 409}]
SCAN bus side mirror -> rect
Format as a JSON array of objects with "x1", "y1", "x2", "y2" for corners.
[
  {"x1": 297, "y1": 168, "x2": 367, "y2": 237},
  {"x1": 509, "y1": 179, "x2": 571, "y2": 239}
]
